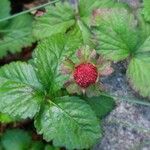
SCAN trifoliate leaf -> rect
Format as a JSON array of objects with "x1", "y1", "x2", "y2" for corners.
[
  {"x1": 33, "y1": 33, "x2": 82, "y2": 95},
  {"x1": 96, "y1": 8, "x2": 138, "y2": 61},
  {"x1": 1, "y1": 129, "x2": 31, "y2": 150},
  {"x1": 0, "y1": 0, "x2": 10, "y2": 29},
  {"x1": 143, "y1": 0, "x2": 150, "y2": 22},
  {"x1": 127, "y1": 54, "x2": 150, "y2": 99},
  {"x1": 35, "y1": 96, "x2": 101, "y2": 150},
  {"x1": 0, "y1": 62, "x2": 43, "y2": 119},
  {"x1": 85, "y1": 95, "x2": 115, "y2": 118},
  {"x1": 0, "y1": 112, "x2": 18, "y2": 123},
  {"x1": 0, "y1": 14, "x2": 35, "y2": 58},
  {"x1": 33, "y1": 1, "x2": 75, "y2": 39}
]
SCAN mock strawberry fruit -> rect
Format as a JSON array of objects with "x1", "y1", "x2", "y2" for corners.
[
  {"x1": 73, "y1": 63, "x2": 98, "y2": 88},
  {"x1": 61, "y1": 45, "x2": 113, "y2": 96}
]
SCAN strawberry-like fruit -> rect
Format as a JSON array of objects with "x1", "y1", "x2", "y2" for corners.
[{"x1": 73, "y1": 63, "x2": 98, "y2": 88}]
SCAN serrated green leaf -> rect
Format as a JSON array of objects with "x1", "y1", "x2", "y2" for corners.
[
  {"x1": 0, "y1": 62, "x2": 43, "y2": 119},
  {"x1": 127, "y1": 54, "x2": 150, "y2": 99},
  {"x1": 33, "y1": 32, "x2": 82, "y2": 95},
  {"x1": 1, "y1": 129, "x2": 31, "y2": 150},
  {"x1": 136, "y1": 12, "x2": 150, "y2": 53},
  {"x1": 96, "y1": 8, "x2": 138, "y2": 61},
  {"x1": 35, "y1": 96, "x2": 101, "y2": 149},
  {"x1": 137, "y1": 10, "x2": 150, "y2": 45},
  {"x1": 0, "y1": 14, "x2": 34, "y2": 58},
  {"x1": 85, "y1": 95, "x2": 115, "y2": 118},
  {"x1": 33, "y1": 1, "x2": 75, "y2": 39},
  {"x1": 126, "y1": 13, "x2": 150, "y2": 99},
  {"x1": 0, "y1": 0, "x2": 10, "y2": 29},
  {"x1": 0, "y1": 62, "x2": 42, "y2": 89},
  {"x1": 143, "y1": 0, "x2": 150, "y2": 22}
]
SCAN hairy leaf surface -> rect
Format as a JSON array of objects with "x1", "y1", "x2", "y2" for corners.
[
  {"x1": 143, "y1": 0, "x2": 150, "y2": 22},
  {"x1": 33, "y1": 2, "x2": 75, "y2": 39},
  {"x1": 126, "y1": 13, "x2": 150, "y2": 99},
  {"x1": 0, "y1": 14, "x2": 34, "y2": 58},
  {"x1": 0, "y1": 62, "x2": 43, "y2": 118},
  {"x1": 127, "y1": 54, "x2": 150, "y2": 99},
  {"x1": 96, "y1": 8, "x2": 138, "y2": 61},
  {"x1": 35, "y1": 96, "x2": 101, "y2": 149}
]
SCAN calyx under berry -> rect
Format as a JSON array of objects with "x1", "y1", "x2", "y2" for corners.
[{"x1": 61, "y1": 45, "x2": 113, "y2": 95}]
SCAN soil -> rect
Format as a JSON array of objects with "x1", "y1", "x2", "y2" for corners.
[
  {"x1": 93, "y1": 62, "x2": 150, "y2": 150},
  {"x1": 0, "y1": 44, "x2": 36, "y2": 66}
]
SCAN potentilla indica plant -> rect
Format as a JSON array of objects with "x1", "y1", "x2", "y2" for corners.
[{"x1": 0, "y1": 33, "x2": 115, "y2": 149}]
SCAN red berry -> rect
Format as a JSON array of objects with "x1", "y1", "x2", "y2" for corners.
[{"x1": 73, "y1": 63, "x2": 98, "y2": 88}]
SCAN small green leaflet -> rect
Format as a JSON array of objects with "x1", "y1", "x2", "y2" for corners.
[
  {"x1": 33, "y1": 32, "x2": 82, "y2": 96},
  {"x1": 33, "y1": 1, "x2": 75, "y2": 39},
  {"x1": 1, "y1": 129, "x2": 31, "y2": 150},
  {"x1": 0, "y1": 14, "x2": 35, "y2": 58},
  {"x1": 85, "y1": 95, "x2": 115, "y2": 118},
  {"x1": 143, "y1": 0, "x2": 150, "y2": 22},
  {"x1": 0, "y1": 62, "x2": 43, "y2": 119},
  {"x1": 126, "y1": 14, "x2": 150, "y2": 99},
  {"x1": 137, "y1": 12, "x2": 150, "y2": 45},
  {"x1": 95, "y1": 8, "x2": 138, "y2": 61},
  {"x1": 35, "y1": 96, "x2": 101, "y2": 149},
  {"x1": 127, "y1": 54, "x2": 150, "y2": 99}
]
